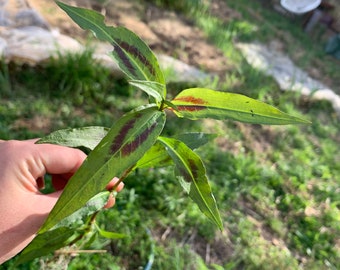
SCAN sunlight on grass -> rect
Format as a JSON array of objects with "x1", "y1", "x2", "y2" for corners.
[{"x1": 0, "y1": 0, "x2": 339, "y2": 269}]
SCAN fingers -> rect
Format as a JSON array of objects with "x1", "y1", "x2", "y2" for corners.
[
  {"x1": 0, "y1": 140, "x2": 85, "y2": 193},
  {"x1": 48, "y1": 177, "x2": 123, "y2": 208},
  {"x1": 52, "y1": 174, "x2": 124, "y2": 196},
  {"x1": 51, "y1": 173, "x2": 73, "y2": 191},
  {"x1": 36, "y1": 143, "x2": 124, "y2": 195},
  {"x1": 38, "y1": 145, "x2": 124, "y2": 208},
  {"x1": 0, "y1": 139, "x2": 125, "y2": 263},
  {"x1": 104, "y1": 194, "x2": 116, "y2": 209},
  {"x1": 33, "y1": 141, "x2": 86, "y2": 191},
  {"x1": 29, "y1": 141, "x2": 86, "y2": 192},
  {"x1": 34, "y1": 143, "x2": 87, "y2": 176},
  {"x1": 106, "y1": 177, "x2": 124, "y2": 192},
  {"x1": 104, "y1": 177, "x2": 124, "y2": 208},
  {"x1": 3, "y1": 140, "x2": 124, "y2": 206}
]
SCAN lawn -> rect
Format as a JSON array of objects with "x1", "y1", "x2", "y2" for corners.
[{"x1": 0, "y1": 0, "x2": 339, "y2": 269}]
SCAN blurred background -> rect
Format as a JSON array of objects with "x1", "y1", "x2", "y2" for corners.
[{"x1": 1, "y1": 0, "x2": 339, "y2": 269}]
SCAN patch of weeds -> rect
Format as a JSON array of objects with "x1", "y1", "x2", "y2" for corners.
[
  {"x1": 153, "y1": 240, "x2": 210, "y2": 270},
  {"x1": 223, "y1": 0, "x2": 340, "y2": 94},
  {"x1": 92, "y1": 188, "x2": 152, "y2": 269},
  {"x1": 231, "y1": 213, "x2": 300, "y2": 269},
  {"x1": 199, "y1": 109, "x2": 339, "y2": 268},
  {"x1": 143, "y1": 0, "x2": 204, "y2": 16},
  {"x1": 194, "y1": 16, "x2": 240, "y2": 64},
  {"x1": 7, "y1": 49, "x2": 131, "y2": 106},
  {"x1": 90, "y1": 166, "x2": 220, "y2": 269},
  {"x1": 0, "y1": 58, "x2": 11, "y2": 97},
  {"x1": 191, "y1": 13, "x2": 283, "y2": 100},
  {"x1": 67, "y1": 251, "x2": 121, "y2": 270}
]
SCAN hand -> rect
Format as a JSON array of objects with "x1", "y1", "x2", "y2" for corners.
[{"x1": 0, "y1": 139, "x2": 123, "y2": 264}]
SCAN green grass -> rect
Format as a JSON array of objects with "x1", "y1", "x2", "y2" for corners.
[
  {"x1": 1, "y1": 1, "x2": 340, "y2": 269},
  {"x1": 216, "y1": 0, "x2": 339, "y2": 94},
  {"x1": 142, "y1": 0, "x2": 204, "y2": 15}
]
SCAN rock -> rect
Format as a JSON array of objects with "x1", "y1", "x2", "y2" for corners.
[
  {"x1": 157, "y1": 54, "x2": 211, "y2": 83},
  {"x1": 236, "y1": 41, "x2": 340, "y2": 118},
  {"x1": 0, "y1": 0, "x2": 210, "y2": 84},
  {"x1": 0, "y1": 0, "x2": 82, "y2": 64},
  {"x1": 0, "y1": 26, "x2": 83, "y2": 64},
  {"x1": 0, "y1": 36, "x2": 6, "y2": 52},
  {"x1": 0, "y1": 0, "x2": 50, "y2": 29},
  {"x1": 91, "y1": 42, "x2": 124, "y2": 78},
  {"x1": 14, "y1": 8, "x2": 50, "y2": 29},
  {"x1": 91, "y1": 42, "x2": 212, "y2": 83}
]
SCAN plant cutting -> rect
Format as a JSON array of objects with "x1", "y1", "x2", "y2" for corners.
[{"x1": 15, "y1": 1, "x2": 310, "y2": 264}]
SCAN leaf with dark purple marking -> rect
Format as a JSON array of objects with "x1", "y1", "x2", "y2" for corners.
[
  {"x1": 57, "y1": 2, "x2": 166, "y2": 99},
  {"x1": 171, "y1": 88, "x2": 310, "y2": 125},
  {"x1": 121, "y1": 122, "x2": 158, "y2": 156},
  {"x1": 135, "y1": 133, "x2": 217, "y2": 169},
  {"x1": 110, "y1": 118, "x2": 139, "y2": 154},
  {"x1": 158, "y1": 137, "x2": 223, "y2": 230},
  {"x1": 39, "y1": 104, "x2": 166, "y2": 233}
]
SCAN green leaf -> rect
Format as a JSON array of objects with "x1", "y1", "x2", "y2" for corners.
[
  {"x1": 19, "y1": 191, "x2": 110, "y2": 263},
  {"x1": 129, "y1": 80, "x2": 166, "y2": 104},
  {"x1": 39, "y1": 104, "x2": 166, "y2": 233},
  {"x1": 95, "y1": 223, "x2": 126, "y2": 239},
  {"x1": 135, "y1": 133, "x2": 217, "y2": 169},
  {"x1": 174, "y1": 132, "x2": 218, "y2": 149},
  {"x1": 135, "y1": 141, "x2": 172, "y2": 169},
  {"x1": 15, "y1": 227, "x2": 78, "y2": 265},
  {"x1": 36, "y1": 126, "x2": 109, "y2": 151},
  {"x1": 57, "y1": 2, "x2": 166, "y2": 90},
  {"x1": 158, "y1": 137, "x2": 223, "y2": 230},
  {"x1": 171, "y1": 88, "x2": 310, "y2": 125},
  {"x1": 54, "y1": 191, "x2": 110, "y2": 229}
]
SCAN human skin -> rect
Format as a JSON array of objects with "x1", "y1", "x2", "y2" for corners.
[{"x1": 0, "y1": 139, "x2": 123, "y2": 264}]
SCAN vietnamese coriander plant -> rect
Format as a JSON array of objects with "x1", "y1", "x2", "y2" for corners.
[{"x1": 15, "y1": 1, "x2": 310, "y2": 264}]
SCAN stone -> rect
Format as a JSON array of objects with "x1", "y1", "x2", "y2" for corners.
[
  {"x1": 0, "y1": 0, "x2": 210, "y2": 83},
  {"x1": 0, "y1": 0, "x2": 82, "y2": 63},
  {"x1": 236, "y1": 41, "x2": 340, "y2": 118},
  {"x1": 91, "y1": 42, "x2": 212, "y2": 83},
  {"x1": 0, "y1": 26, "x2": 83, "y2": 64},
  {"x1": 157, "y1": 54, "x2": 211, "y2": 83},
  {"x1": 0, "y1": 0, "x2": 49, "y2": 29}
]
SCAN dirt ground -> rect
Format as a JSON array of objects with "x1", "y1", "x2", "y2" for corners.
[
  {"x1": 23, "y1": 0, "x2": 338, "y2": 93},
  {"x1": 28, "y1": 0, "x2": 235, "y2": 77}
]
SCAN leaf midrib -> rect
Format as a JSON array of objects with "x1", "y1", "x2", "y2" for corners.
[
  {"x1": 176, "y1": 104, "x2": 308, "y2": 124},
  {"x1": 159, "y1": 137, "x2": 221, "y2": 228},
  {"x1": 57, "y1": 2, "x2": 151, "y2": 81}
]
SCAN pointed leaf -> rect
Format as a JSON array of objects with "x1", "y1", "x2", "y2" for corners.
[
  {"x1": 54, "y1": 191, "x2": 110, "y2": 229},
  {"x1": 171, "y1": 88, "x2": 310, "y2": 125},
  {"x1": 57, "y1": 2, "x2": 165, "y2": 89},
  {"x1": 36, "y1": 126, "x2": 108, "y2": 151},
  {"x1": 16, "y1": 227, "x2": 78, "y2": 265},
  {"x1": 158, "y1": 137, "x2": 223, "y2": 230},
  {"x1": 22, "y1": 190, "x2": 110, "y2": 258},
  {"x1": 175, "y1": 132, "x2": 217, "y2": 149},
  {"x1": 135, "y1": 142, "x2": 172, "y2": 169},
  {"x1": 95, "y1": 223, "x2": 126, "y2": 239},
  {"x1": 135, "y1": 133, "x2": 217, "y2": 169},
  {"x1": 129, "y1": 80, "x2": 165, "y2": 103},
  {"x1": 39, "y1": 104, "x2": 165, "y2": 233}
]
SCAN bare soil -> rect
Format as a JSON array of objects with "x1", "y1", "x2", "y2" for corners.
[{"x1": 29, "y1": 0, "x2": 235, "y2": 76}]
